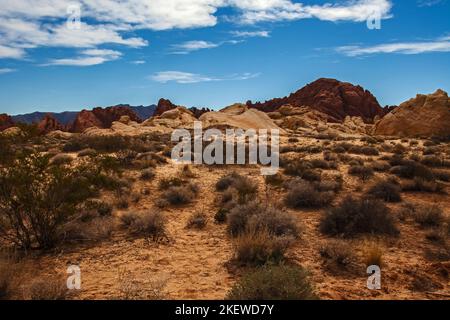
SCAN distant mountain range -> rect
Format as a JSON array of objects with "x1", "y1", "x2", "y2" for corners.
[{"x1": 12, "y1": 104, "x2": 157, "y2": 125}]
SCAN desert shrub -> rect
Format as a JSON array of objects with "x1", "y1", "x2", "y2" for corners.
[
  {"x1": 264, "y1": 172, "x2": 285, "y2": 186},
  {"x1": 320, "y1": 197, "x2": 399, "y2": 238},
  {"x1": 214, "y1": 208, "x2": 228, "y2": 224},
  {"x1": 320, "y1": 241, "x2": 356, "y2": 273},
  {"x1": 50, "y1": 153, "x2": 73, "y2": 166},
  {"x1": 115, "y1": 195, "x2": 130, "y2": 209},
  {"x1": 216, "y1": 172, "x2": 240, "y2": 191},
  {"x1": 284, "y1": 159, "x2": 321, "y2": 181},
  {"x1": 389, "y1": 160, "x2": 434, "y2": 181},
  {"x1": 361, "y1": 146, "x2": 379, "y2": 156},
  {"x1": 413, "y1": 205, "x2": 445, "y2": 228},
  {"x1": 162, "y1": 183, "x2": 199, "y2": 206},
  {"x1": 120, "y1": 210, "x2": 167, "y2": 239},
  {"x1": 59, "y1": 216, "x2": 115, "y2": 244},
  {"x1": 233, "y1": 228, "x2": 293, "y2": 265},
  {"x1": 227, "y1": 264, "x2": 317, "y2": 300},
  {"x1": 423, "y1": 146, "x2": 440, "y2": 155},
  {"x1": 401, "y1": 177, "x2": 444, "y2": 193},
  {"x1": 366, "y1": 179, "x2": 402, "y2": 202},
  {"x1": 84, "y1": 199, "x2": 113, "y2": 217},
  {"x1": 27, "y1": 276, "x2": 68, "y2": 300},
  {"x1": 63, "y1": 135, "x2": 130, "y2": 153},
  {"x1": 323, "y1": 151, "x2": 338, "y2": 162},
  {"x1": 227, "y1": 201, "x2": 298, "y2": 238},
  {"x1": 186, "y1": 211, "x2": 208, "y2": 229},
  {"x1": 288, "y1": 137, "x2": 299, "y2": 143},
  {"x1": 77, "y1": 148, "x2": 97, "y2": 157},
  {"x1": 433, "y1": 170, "x2": 450, "y2": 182},
  {"x1": 370, "y1": 161, "x2": 391, "y2": 172},
  {"x1": 362, "y1": 241, "x2": 384, "y2": 267},
  {"x1": 310, "y1": 159, "x2": 330, "y2": 169},
  {"x1": 392, "y1": 144, "x2": 408, "y2": 155},
  {"x1": 284, "y1": 180, "x2": 334, "y2": 209},
  {"x1": 140, "y1": 168, "x2": 156, "y2": 181},
  {"x1": 0, "y1": 153, "x2": 102, "y2": 249},
  {"x1": 179, "y1": 164, "x2": 195, "y2": 178},
  {"x1": 421, "y1": 155, "x2": 445, "y2": 167},
  {"x1": 158, "y1": 176, "x2": 185, "y2": 189},
  {"x1": 348, "y1": 165, "x2": 374, "y2": 181},
  {"x1": 425, "y1": 228, "x2": 448, "y2": 244},
  {"x1": 232, "y1": 176, "x2": 258, "y2": 204}
]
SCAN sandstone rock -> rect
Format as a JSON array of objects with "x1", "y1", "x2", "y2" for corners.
[
  {"x1": 70, "y1": 106, "x2": 141, "y2": 133},
  {"x1": 247, "y1": 78, "x2": 385, "y2": 123},
  {"x1": 373, "y1": 89, "x2": 450, "y2": 137},
  {"x1": 1, "y1": 126, "x2": 23, "y2": 137},
  {"x1": 37, "y1": 114, "x2": 66, "y2": 134}
]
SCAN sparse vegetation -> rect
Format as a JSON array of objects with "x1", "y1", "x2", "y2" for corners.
[
  {"x1": 320, "y1": 197, "x2": 399, "y2": 238},
  {"x1": 227, "y1": 265, "x2": 317, "y2": 300},
  {"x1": 348, "y1": 164, "x2": 374, "y2": 181},
  {"x1": 284, "y1": 179, "x2": 334, "y2": 209},
  {"x1": 186, "y1": 211, "x2": 208, "y2": 229},
  {"x1": 366, "y1": 179, "x2": 402, "y2": 202},
  {"x1": 120, "y1": 210, "x2": 167, "y2": 239}
]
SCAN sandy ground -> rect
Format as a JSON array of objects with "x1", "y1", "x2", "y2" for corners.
[{"x1": 6, "y1": 136, "x2": 450, "y2": 300}]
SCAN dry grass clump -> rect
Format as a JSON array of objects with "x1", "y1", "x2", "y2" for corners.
[
  {"x1": 348, "y1": 164, "x2": 374, "y2": 181},
  {"x1": 412, "y1": 205, "x2": 445, "y2": 228},
  {"x1": 284, "y1": 179, "x2": 334, "y2": 209},
  {"x1": 120, "y1": 210, "x2": 167, "y2": 240},
  {"x1": 421, "y1": 155, "x2": 449, "y2": 168},
  {"x1": 186, "y1": 211, "x2": 208, "y2": 229},
  {"x1": 401, "y1": 177, "x2": 444, "y2": 193},
  {"x1": 284, "y1": 159, "x2": 321, "y2": 182},
  {"x1": 216, "y1": 172, "x2": 258, "y2": 204},
  {"x1": 228, "y1": 201, "x2": 299, "y2": 265},
  {"x1": 389, "y1": 160, "x2": 434, "y2": 180},
  {"x1": 320, "y1": 197, "x2": 399, "y2": 238},
  {"x1": 233, "y1": 227, "x2": 293, "y2": 265},
  {"x1": 140, "y1": 168, "x2": 156, "y2": 181},
  {"x1": 264, "y1": 172, "x2": 285, "y2": 186},
  {"x1": 26, "y1": 276, "x2": 68, "y2": 300},
  {"x1": 160, "y1": 183, "x2": 200, "y2": 206},
  {"x1": 226, "y1": 264, "x2": 317, "y2": 300},
  {"x1": 348, "y1": 145, "x2": 380, "y2": 156},
  {"x1": 370, "y1": 161, "x2": 391, "y2": 172},
  {"x1": 361, "y1": 241, "x2": 384, "y2": 267},
  {"x1": 366, "y1": 178, "x2": 402, "y2": 202},
  {"x1": 158, "y1": 176, "x2": 185, "y2": 189},
  {"x1": 227, "y1": 201, "x2": 299, "y2": 239},
  {"x1": 319, "y1": 241, "x2": 357, "y2": 274}
]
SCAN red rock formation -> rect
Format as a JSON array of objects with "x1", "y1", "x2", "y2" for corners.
[
  {"x1": 189, "y1": 107, "x2": 212, "y2": 118},
  {"x1": 247, "y1": 78, "x2": 386, "y2": 123},
  {"x1": 154, "y1": 98, "x2": 177, "y2": 116},
  {"x1": 0, "y1": 113, "x2": 15, "y2": 131},
  {"x1": 37, "y1": 114, "x2": 66, "y2": 134},
  {"x1": 154, "y1": 99, "x2": 211, "y2": 119},
  {"x1": 70, "y1": 106, "x2": 141, "y2": 133}
]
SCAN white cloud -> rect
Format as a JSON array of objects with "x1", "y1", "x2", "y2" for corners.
[
  {"x1": 171, "y1": 40, "x2": 220, "y2": 54},
  {"x1": 0, "y1": 68, "x2": 16, "y2": 74},
  {"x1": 131, "y1": 60, "x2": 146, "y2": 64},
  {"x1": 43, "y1": 49, "x2": 122, "y2": 66},
  {"x1": 232, "y1": 30, "x2": 270, "y2": 37},
  {"x1": 337, "y1": 38, "x2": 450, "y2": 56},
  {"x1": 0, "y1": 0, "x2": 394, "y2": 63},
  {"x1": 150, "y1": 70, "x2": 260, "y2": 83}
]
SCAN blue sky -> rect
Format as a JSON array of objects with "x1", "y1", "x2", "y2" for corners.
[{"x1": 0, "y1": 0, "x2": 449, "y2": 115}]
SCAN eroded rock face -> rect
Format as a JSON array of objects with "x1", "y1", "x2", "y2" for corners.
[
  {"x1": 70, "y1": 106, "x2": 141, "y2": 133},
  {"x1": 0, "y1": 113, "x2": 15, "y2": 131},
  {"x1": 37, "y1": 114, "x2": 66, "y2": 134},
  {"x1": 153, "y1": 98, "x2": 211, "y2": 118},
  {"x1": 247, "y1": 78, "x2": 385, "y2": 123},
  {"x1": 373, "y1": 89, "x2": 450, "y2": 137}
]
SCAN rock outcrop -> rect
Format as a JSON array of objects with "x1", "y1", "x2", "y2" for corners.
[
  {"x1": 0, "y1": 114, "x2": 15, "y2": 131},
  {"x1": 153, "y1": 98, "x2": 211, "y2": 119},
  {"x1": 37, "y1": 114, "x2": 66, "y2": 134},
  {"x1": 247, "y1": 78, "x2": 385, "y2": 123},
  {"x1": 70, "y1": 106, "x2": 141, "y2": 133},
  {"x1": 373, "y1": 89, "x2": 450, "y2": 137}
]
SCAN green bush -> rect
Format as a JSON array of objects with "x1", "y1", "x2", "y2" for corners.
[
  {"x1": 0, "y1": 153, "x2": 101, "y2": 249},
  {"x1": 227, "y1": 265, "x2": 318, "y2": 300}
]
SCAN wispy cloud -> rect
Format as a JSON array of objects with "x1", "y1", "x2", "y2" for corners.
[
  {"x1": 417, "y1": 0, "x2": 445, "y2": 7},
  {"x1": 43, "y1": 49, "x2": 122, "y2": 66},
  {"x1": 337, "y1": 36, "x2": 450, "y2": 56},
  {"x1": 150, "y1": 71, "x2": 260, "y2": 84},
  {"x1": 170, "y1": 40, "x2": 220, "y2": 54},
  {"x1": 131, "y1": 60, "x2": 146, "y2": 65},
  {"x1": 231, "y1": 30, "x2": 270, "y2": 38},
  {"x1": 0, "y1": 68, "x2": 16, "y2": 74}
]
